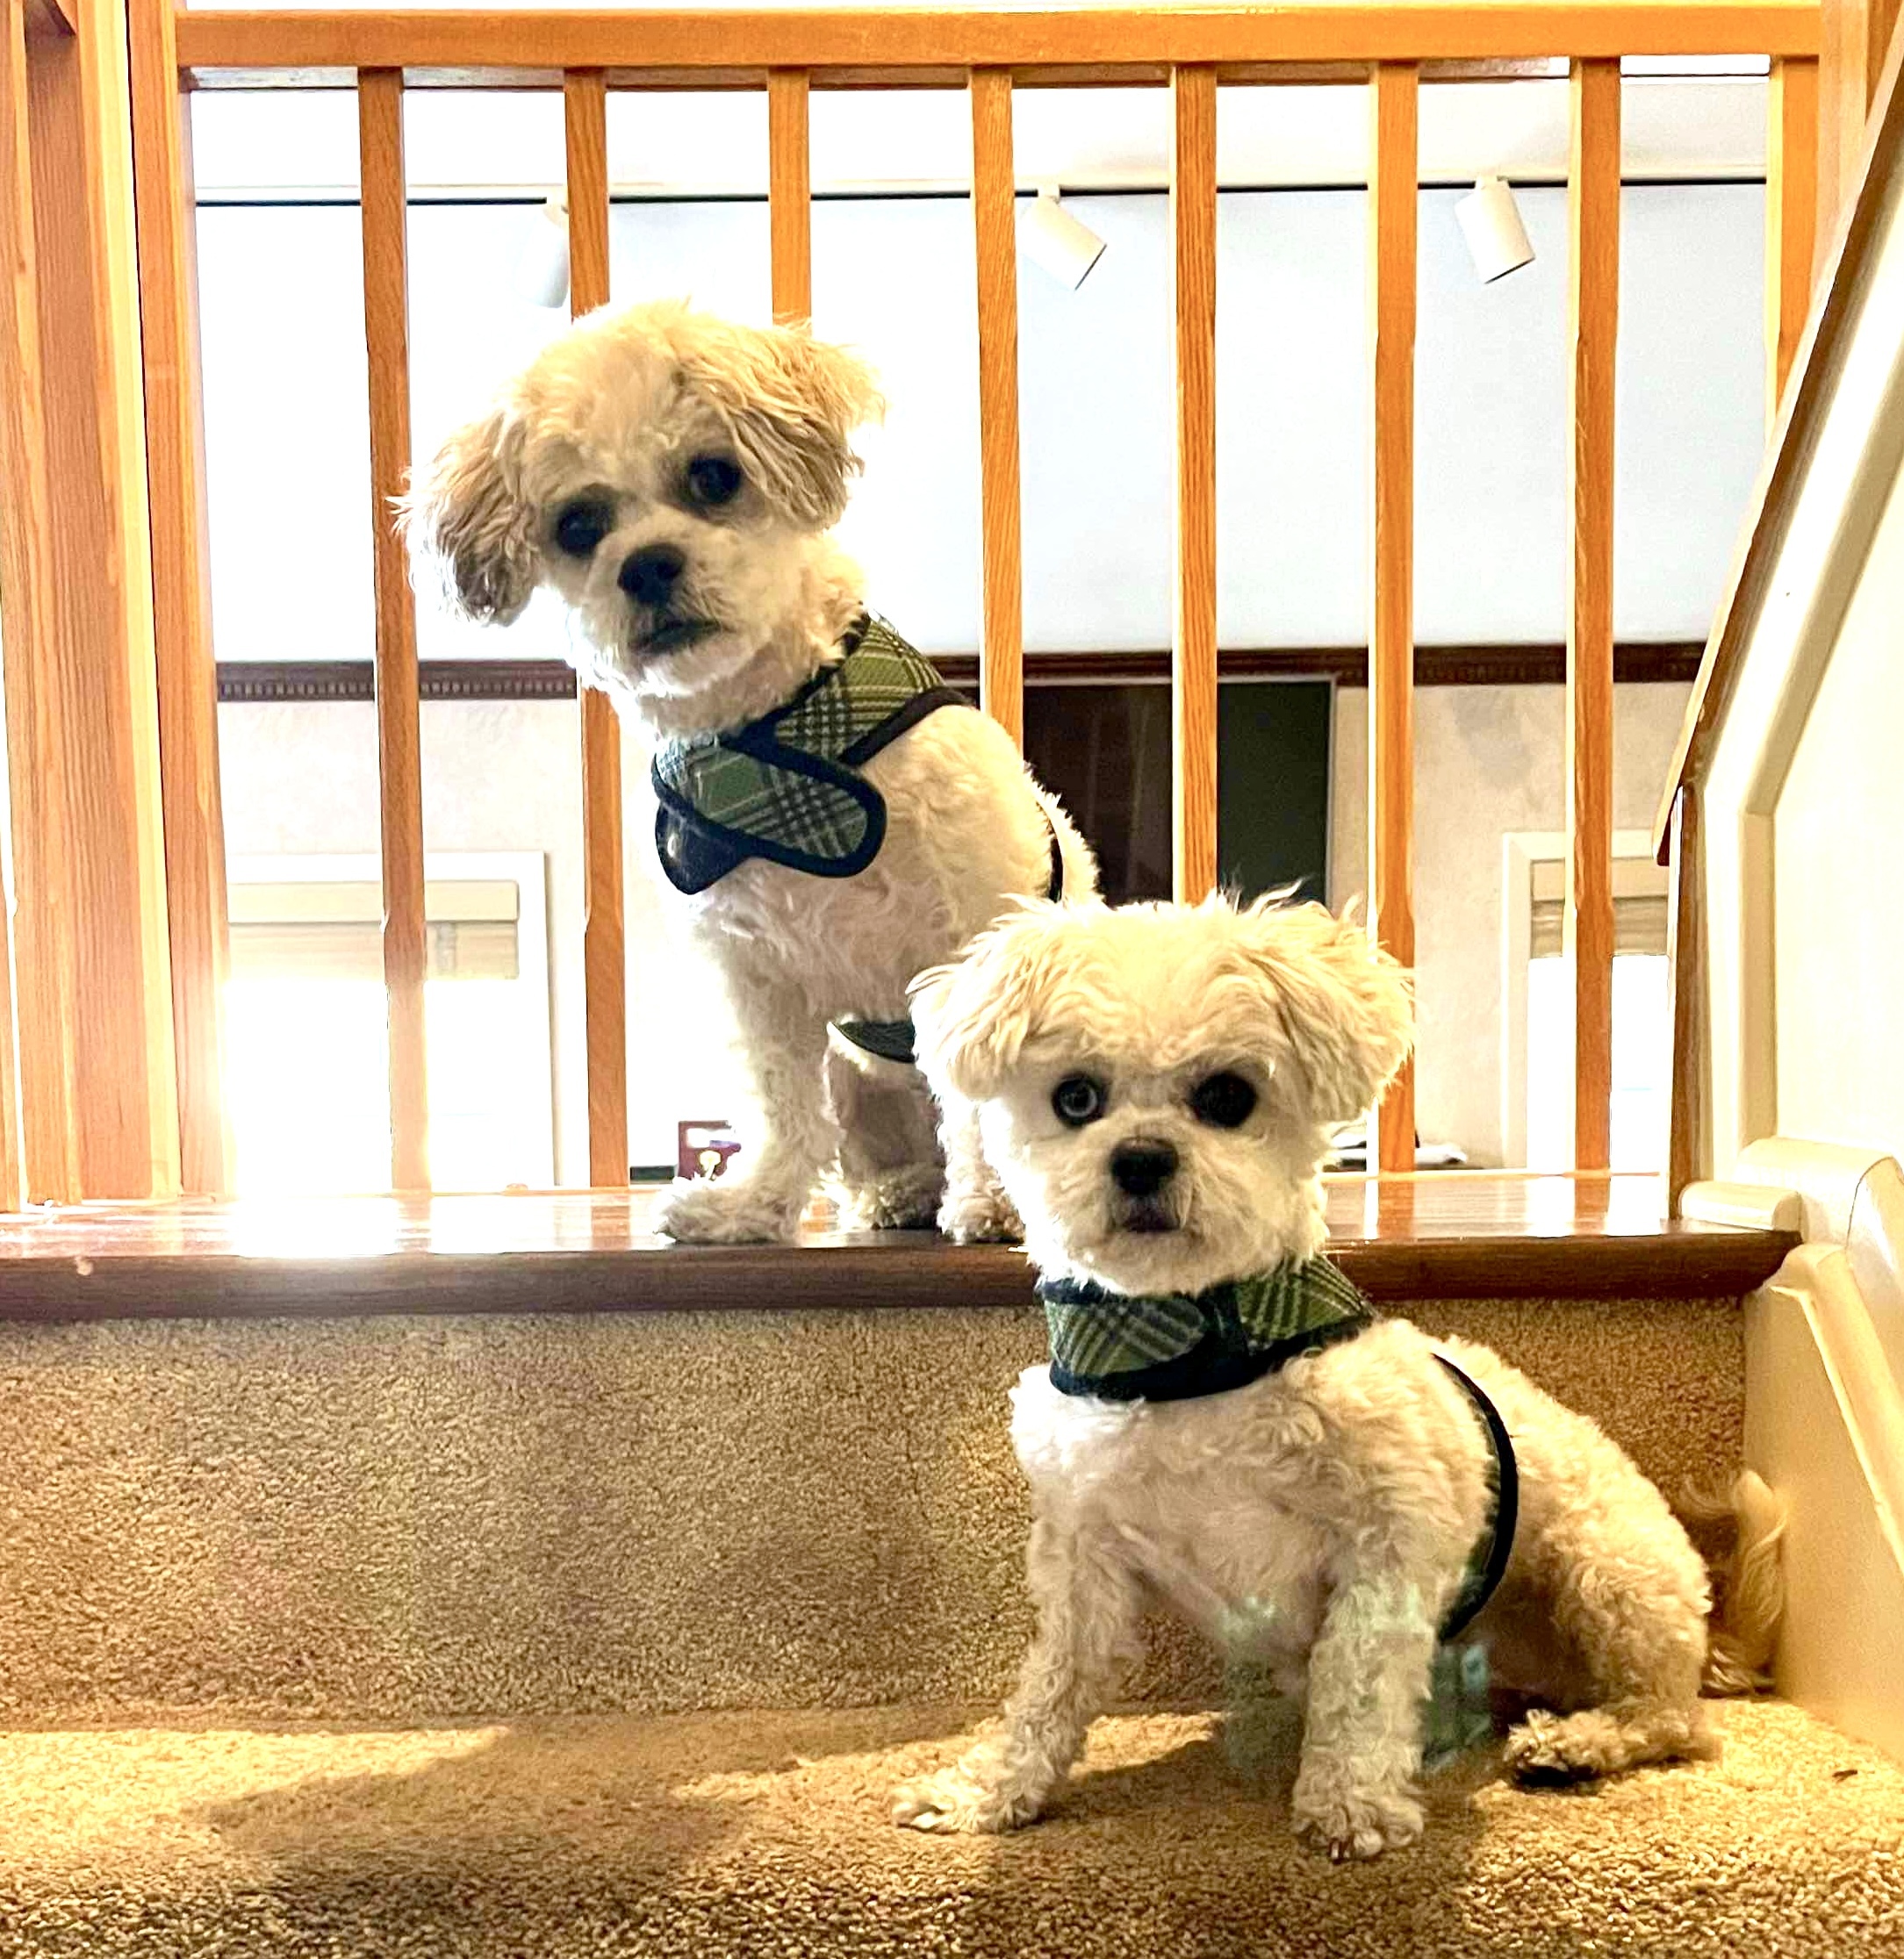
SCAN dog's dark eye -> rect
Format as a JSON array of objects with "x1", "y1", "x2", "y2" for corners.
[
  {"x1": 1190, "y1": 1073, "x2": 1257, "y2": 1129},
  {"x1": 686, "y1": 456, "x2": 744, "y2": 507},
  {"x1": 554, "y1": 500, "x2": 612, "y2": 557},
  {"x1": 1052, "y1": 1074, "x2": 1107, "y2": 1128}
]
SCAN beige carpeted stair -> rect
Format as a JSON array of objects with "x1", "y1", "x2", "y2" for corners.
[
  {"x1": 2, "y1": 1290, "x2": 1900, "y2": 1954},
  {"x1": 0, "y1": 1295, "x2": 1742, "y2": 1721},
  {"x1": 1, "y1": 1702, "x2": 1900, "y2": 1956}
]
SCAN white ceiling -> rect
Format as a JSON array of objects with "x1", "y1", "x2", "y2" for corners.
[{"x1": 190, "y1": 74, "x2": 1769, "y2": 200}]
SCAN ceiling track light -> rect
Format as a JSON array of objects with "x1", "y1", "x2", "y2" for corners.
[
  {"x1": 1021, "y1": 183, "x2": 1107, "y2": 291},
  {"x1": 1455, "y1": 175, "x2": 1536, "y2": 284}
]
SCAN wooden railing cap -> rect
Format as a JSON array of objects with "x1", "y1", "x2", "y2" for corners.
[{"x1": 176, "y1": 4, "x2": 1823, "y2": 83}]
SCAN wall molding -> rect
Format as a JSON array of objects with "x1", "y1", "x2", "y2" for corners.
[{"x1": 217, "y1": 642, "x2": 1704, "y2": 704}]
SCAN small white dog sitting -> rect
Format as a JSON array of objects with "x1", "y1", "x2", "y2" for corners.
[
  {"x1": 893, "y1": 895, "x2": 1779, "y2": 1862},
  {"x1": 406, "y1": 300, "x2": 1096, "y2": 1242}
]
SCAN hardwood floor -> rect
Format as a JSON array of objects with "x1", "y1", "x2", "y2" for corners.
[{"x1": 0, "y1": 1174, "x2": 1795, "y2": 1321}]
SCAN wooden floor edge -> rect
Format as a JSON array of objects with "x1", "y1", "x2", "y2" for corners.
[{"x1": 0, "y1": 1230, "x2": 1799, "y2": 1323}]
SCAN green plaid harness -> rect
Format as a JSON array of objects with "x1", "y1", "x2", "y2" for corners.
[
  {"x1": 1038, "y1": 1256, "x2": 1374, "y2": 1403},
  {"x1": 652, "y1": 614, "x2": 1064, "y2": 1066},
  {"x1": 1037, "y1": 1256, "x2": 1519, "y2": 1643},
  {"x1": 651, "y1": 616, "x2": 969, "y2": 896}
]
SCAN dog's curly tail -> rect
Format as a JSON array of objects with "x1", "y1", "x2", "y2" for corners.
[{"x1": 1685, "y1": 1469, "x2": 1789, "y2": 1695}]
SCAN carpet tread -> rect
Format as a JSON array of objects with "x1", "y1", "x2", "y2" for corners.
[{"x1": 0, "y1": 1700, "x2": 1898, "y2": 1956}]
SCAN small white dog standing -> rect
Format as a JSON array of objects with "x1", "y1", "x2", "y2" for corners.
[
  {"x1": 894, "y1": 895, "x2": 1782, "y2": 1862},
  {"x1": 406, "y1": 300, "x2": 1096, "y2": 1243}
]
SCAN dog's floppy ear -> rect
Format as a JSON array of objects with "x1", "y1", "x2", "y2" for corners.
[
  {"x1": 401, "y1": 405, "x2": 537, "y2": 625},
  {"x1": 1228, "y1": 898, "x2": 1413, "y2": 1127},
  {"x1": 909, "y1": 904, "x2": 1067, "y2": 1106},
  {"x1": 682, "y1": 323, "x2": 884, "y2": 530}
]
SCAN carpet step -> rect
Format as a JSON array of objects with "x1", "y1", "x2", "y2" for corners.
[
  {"x1": 0, "y1": 1701, "x2": 1896, "y2": 1957},
  {"x1": 0, "y1": 1295, "x2": 1744, "y2": 1725}
]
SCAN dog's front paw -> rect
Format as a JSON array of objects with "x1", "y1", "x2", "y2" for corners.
[
  {"x1": 891, "y1": 1769, "x2": 1035, "y2": 1834},
  {"x1": 1291, "y1": 1770, "x2": 1424, "y2": 1864},
  {"x1": 658, "y1": 1177, "x2": 802, "y2": 1245},
  {"x1": 937, "y1": 1181, "x2": 1023, "y2": 1245},
  {"x1": 833, "y1": 1162, "x2": 945, "y2": 1232}
]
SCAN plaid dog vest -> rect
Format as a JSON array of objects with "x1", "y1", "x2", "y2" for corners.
[
  {"x1": 1036, "y1": 1256, "x2": 1518, "y2": 1643},
  {"x1": 651, "y1": 615, "x2": 968, "y2": 896},
  {"x1": 652, "y1": 614, "x2": 1066, "y2": 1067}
]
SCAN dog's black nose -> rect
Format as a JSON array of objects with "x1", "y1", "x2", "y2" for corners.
[
  {"x1": 619, "y1": 543, "x2": 686, "y2": 606},
  {"x1": 1110, "y1": 1140, "x2": 1178, "y2": 1198}
]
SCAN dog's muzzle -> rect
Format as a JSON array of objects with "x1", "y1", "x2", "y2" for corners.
[{"x1": 1110, "y1": 1138, "x2": 1180, "y2": 1233}]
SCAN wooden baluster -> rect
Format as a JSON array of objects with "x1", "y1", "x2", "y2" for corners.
[
  {"x1": 564, "y1": 68, "x2": 629, "y2": 1188},
  {"x1": 1172, "y1": 63, "x2": 1218, "y2": 903},
  {"x1": 1768, "y1": 55, "x2": 1819, "y2": 416},
  {"x1": 358, "y1": 68, "x2": 429, "y2": 1191},
  {"x1": 128, "y1": 0, "x2": 232, "y2": 1195},
  {"x1": 0, "y1": 846, "x2": 18, "y2": 1209},
  {"x1": 18, "y1": 0, "x2": 178, "y2": 1198},
  {"x1": 0, "y1": 0, "x2": 80, "y2": 1203},
  {"x1": 970, "y1": 66, "x2": 1024, "y2": 748},
  {"x1": 1369, "y1": 62, "x2": 1418, "y2": 1176},
  {"x1": 767, "y1": 68, "x2": 811, "y2": 323},
  {"x1": 1569, "y1": 58, "x2": 1620, "y2": 1175}
]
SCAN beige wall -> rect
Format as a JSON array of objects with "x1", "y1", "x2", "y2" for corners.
[
  {"x1": 220, "y1": 678, "x2": 1691, "y2": 1183},
  {"x1": 1330, "y1": 680, "x2": 1692, "y2": 1166},
  {"x1": 1774, "y1": 455, "x2": 1904, "y2": 1161}
]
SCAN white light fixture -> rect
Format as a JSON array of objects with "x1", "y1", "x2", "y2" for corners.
[
  {"x1": 1455, "y1": 175, "x2": 1535, "y2": 284},
  {"x1": 517, "y1": 191, "x2": 571, "y2": 309},
  {"x1": 1021, "y1": 183, "x2": 1106, "y2": 291}
]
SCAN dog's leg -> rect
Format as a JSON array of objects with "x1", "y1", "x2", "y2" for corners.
[
  {"x1": 935, "y1": 1094, "x2": 1022, "y2": 1244},
  {"x1": 660, "y1": 979, "x2": 835, "y2": 1245},
  {"x1": 823, "y1": 1037, "x2": 944, "y2": 1231},
  {"x1": 1503, "y1": 1510, "x2": 1715, "y2": 1783},
  {"x1": 892, "y1": 1514, "x2": 1139, "y2": 1833},
  {"x1": 1290, "y1": 1563, "x2": 1439, "y2": 1862}
]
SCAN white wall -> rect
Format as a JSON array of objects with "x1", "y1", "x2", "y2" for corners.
[
  {"x1": 1773, "y1": 452, "x2": 1904, "y2": 1159},
  {"x1": 1330, "y1": 680, "x2": 1692, "y2": 1167}
]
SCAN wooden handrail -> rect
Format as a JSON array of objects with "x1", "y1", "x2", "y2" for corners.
[
  {"x1": 1658, "y1": 9, "x2": 1904, "y2": 854},
  {"x1": 175, "y1": 5, "x2": 1821, "y2": 78}
]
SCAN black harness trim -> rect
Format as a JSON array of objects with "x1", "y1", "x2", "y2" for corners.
[
  {"x1": 1433, "y1": 1353, "x2": 1520, "y2": 1643},
  {"x1": 832, "y1": 814, "x2": 1067, "y2": 1069}
]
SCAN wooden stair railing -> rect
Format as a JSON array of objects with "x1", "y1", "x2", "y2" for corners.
[{"x1": 0, "y1": 4, "x2": 1824, "y2": 1202}]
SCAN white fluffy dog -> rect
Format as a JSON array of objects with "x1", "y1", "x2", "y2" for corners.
[
  {"x1": 406, "y1": 301, "x2": 1095, "y2": 1243},
  {"x1": 893, "y1": 895, "x2": 1779, "y2": 1862}
]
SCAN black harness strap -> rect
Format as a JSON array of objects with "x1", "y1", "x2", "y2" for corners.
[
  {"x1": 833, "y1": 812, "x2": 1067, "y2": 1068},
  {"x1": 1433, "y1": 1353, "x2": 1520, "y2": 1643}
]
